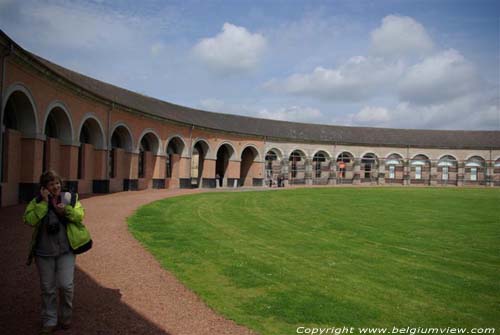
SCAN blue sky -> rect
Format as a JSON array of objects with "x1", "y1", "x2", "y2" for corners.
[{"x1": 1, "y1": 0, "x2": 499, "y2": 130}]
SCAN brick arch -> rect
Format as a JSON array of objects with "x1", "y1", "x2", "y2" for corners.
[
  {"x1": 216, "y1": 141, "x2": 237, "y2": 161},
  {"x1": 110, "y1": 122, "x2": 134, "y2": 152},
  {"x1": 77, "y1": 113, "x2": 106, "y2": 150},
  {"x1": 2, "y1": 83, "x2": 39, "y2": 136},
  {"x1": 43, "y1": 101, "x2": 74, "y2": 144},
  {"x1": 165, "y1": 135, "x2": 188, "y2": 156},
  {"x1": 137, "y1": 128, "x2": 162, "y2": 155}
]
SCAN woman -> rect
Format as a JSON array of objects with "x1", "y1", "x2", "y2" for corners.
[{"x1": 23, "y1": 170, "x2": 89, "y2": 334}]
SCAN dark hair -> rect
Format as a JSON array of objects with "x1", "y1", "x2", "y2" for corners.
[{"x1": 39, "y1": 170, "x2": 63, "y2": 188}]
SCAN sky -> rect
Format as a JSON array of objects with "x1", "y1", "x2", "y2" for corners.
[{"x1": 1, "y1": 0, "x2": 499, "y2": 130}]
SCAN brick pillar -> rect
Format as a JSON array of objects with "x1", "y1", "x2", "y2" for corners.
[
  {"x1": 21, "y1": 137, "x2": 44, "y2": 183},
  {"x1": 201, "y1": 158, "x2": 216, "y2": 188}
]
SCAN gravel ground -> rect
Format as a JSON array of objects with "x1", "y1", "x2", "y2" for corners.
[{"x1": 0, "y1": 188, "x2": 258, "y2": 335}]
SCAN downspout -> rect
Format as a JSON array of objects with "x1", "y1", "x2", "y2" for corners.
[
  {"x1": 188, "y1": 124, "x2": 194, "y2": 179},
  {"x1": 0, "y1": 42, "x2": 12, "y2": 184},
  {"x1": 105, "y1": 102, "x2": 114, "y2": 180}
]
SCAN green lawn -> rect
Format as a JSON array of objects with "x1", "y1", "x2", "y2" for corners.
[{"x1": 127, "y1": 188, "x2": 500, "y2": 335}]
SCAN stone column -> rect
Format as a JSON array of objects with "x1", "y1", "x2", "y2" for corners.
[
  {"x1": 430, "y1": 160, "x2": 438, "y2": 186},
  {"x1": 282, "y1": 159, "x2": 289, "y2": 187},
  {"x1": 378, "y1": 160, "x2": 385, "y2": 185},
  {"x1": 305, "y1": 158, "x2": 313, "y2": 185},
  {"x1": 404, "y1": 159, "x2": 410, "y2": 186},
  {"x1": 329, "y1": 160, "x2": 337, "y2": 185},
  {"x1": 486, "y1": 160, "x2": 494, "y2": 187},
  {"x1": 457, "y1": 161, "x2": 465, "y2": 186},
  {"x1": 353, "y1": 158, "x2": 361, "y2": 185}
]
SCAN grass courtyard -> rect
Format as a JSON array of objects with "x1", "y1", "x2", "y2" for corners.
[{"x1": 127, "y1": 188, "x2": 500, "y2": 334}]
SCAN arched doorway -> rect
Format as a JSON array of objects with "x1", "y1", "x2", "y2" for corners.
[
  {"x1": 289, "y1": 150, "x2": 306, "y2": 185},
  {"x1": 438, "y1": 155, "x2": 458, "y2": 186},
  {"x1": 336, "y1": 152, "x2": 354, "y2": 184},
  {"x1": 109, "y1": 125, "x2": 133, "y2": 191},
  {"x1": 313, "y1": 151, "x2": 330, "y2": 185},
  {"x1": 43, "y1": 104, "x2": 74, "y2": 190},
  {"x1": 1, "y1": 89, "x2": 38, "y2": 205},
  {"x1": 410, "y1": 154, "x2": 431, "y2": 185},
  {"x1": 191, "y1": 140, "x2": 209, "y2": 187},
  {"x1": 240, "y1": 146, "x2": 259, "y2": 187},
  {"x1": 166, "y1": 136, "x2": 185, "y2": 188},
  {"x1": 465, "y1": 156, "x2": 486, "y2": 185},
  {"x1": 77, "y1": 117, "x2": 105, "y2": 194},
  {"x1": 385, "y1": 153, "x2": 404, "y2": 184},
  {"x1": 216, "y1": 143, "x2": 235, "y2": 187},
  {"x1": 361, "y1": 153, "x2": 378, "y2": 183},
  {"x1": 265, "y1": 149, "x2": 282, "y2": 187}
]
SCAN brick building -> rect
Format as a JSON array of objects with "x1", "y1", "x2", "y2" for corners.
[{"x1": 1, "y1": 30, "x2": 499, "y2": 207}]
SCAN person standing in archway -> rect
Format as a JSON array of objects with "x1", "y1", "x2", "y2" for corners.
[{"x1": 23, "y1": 170, "x2": 91, "y2": 334}]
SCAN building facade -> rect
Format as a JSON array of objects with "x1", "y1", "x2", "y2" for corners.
[{"x1": 1, "y1": 31, "x2": 499, "y2": 207}]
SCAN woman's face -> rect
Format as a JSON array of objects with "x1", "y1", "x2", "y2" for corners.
[{"x1": 46, "y1": 179, "x2": 61, "y2": 197}]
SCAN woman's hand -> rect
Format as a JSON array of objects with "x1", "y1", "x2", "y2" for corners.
[
  {"x1": 40, "y1": 187, "x2": 50, "y2": 202},
  {"x1": 55, "y1": 203, "x2": 66, "y2": 216}
]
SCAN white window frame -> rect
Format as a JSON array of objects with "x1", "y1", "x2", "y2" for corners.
[
  {"x1": 389, "y1": 165, "x2": 395, "y2": 179},
  {"x1": 470, "y1": 167, "x2": 477, "y2": 181},
  {"x1": 442, "y1": 166, "x2": 448, "y2": 180},
  {"x1": 415, "y1": 166, "x2": 422, "y2": 180}
]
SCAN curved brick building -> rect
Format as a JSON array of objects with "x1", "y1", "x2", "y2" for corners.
[{"x1": 1, "y1": 30, "x2": 499, "y2": 207}]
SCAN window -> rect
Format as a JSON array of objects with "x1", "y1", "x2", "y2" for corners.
[
  {"x1": 389, "y1": 165, "x2": 395, "y2": 179},
  {"x1": 265, "y1": 151, "x2": 277, "y2": 179},
  {"x1": 471, "y1": 167, "x2": 477, "y2": 181},
  {"x1": 315, "y1": 161, "x2": 321, "y2": 178},
  {"x1": 442, "y1": 166, "x2": 448, "y2": 181},
  {"x1": 415, "y1": 166, "x2": 422, "y2": 180}
]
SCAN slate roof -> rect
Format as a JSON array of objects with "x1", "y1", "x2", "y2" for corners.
[{"x1": 2, "y1": 30, "x2": 499, "y2": 149}]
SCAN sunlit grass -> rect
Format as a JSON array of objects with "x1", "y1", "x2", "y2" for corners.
[{"x1": 128, "y1": 188, "x2": 500, "y2": 335}]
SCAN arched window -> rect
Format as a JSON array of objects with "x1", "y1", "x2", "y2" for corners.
[
  {"x1": 361, "y1": 153, "x2": 377, "y2": 179},
  {"x1": 265, "y1": 151, "x2": 277, "y2": 179},
  {"x1": 386, "y1": 154, "x2": 403, "y2": 180},
  {"x1": 465, "y1": 156, "x2": 485, "y2": 182},
  {"x1": 289, "y1": 151, "x2": 302, "y2": 178},
  {"x1": 336, "y1": 152, "x2": 353, "y2": 179},
  {"x1": 313, "y1": 152, "x2": 326, "y2": 178}
]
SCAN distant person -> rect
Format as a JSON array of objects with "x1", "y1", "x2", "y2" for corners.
[{"x1": 24, "y1": 170, "x2": 91, "y2": 334}]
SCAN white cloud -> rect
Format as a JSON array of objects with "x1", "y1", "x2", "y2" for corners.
[
  {"x1": 257, "y1": 106, "x2": 323, "y2": 123},
  {"x1": 199, "y1": 99, "x2": 323, "y2": 123},
  {"x1": 264, "y1": 56, "x2": 404, "y2": 101},
  {"x1": 192, "y1": 23, "x2": 267, "y2": 74},
  {"x1": 398, "y1": 49, "x2": 482, "y2": 105},
  {"x1": 371, "y1": 15, "x2": 433, "y2": 57},
  {"x1": 344, "y1": 89, "x2": 499, "y2": 130},
  {"x1": 353, "y1": 106, "x2": 391, "y2": 124}
]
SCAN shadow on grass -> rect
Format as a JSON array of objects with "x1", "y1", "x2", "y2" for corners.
[{"x1": 0, "y1": 204, "x2": 170, "y2": 334}]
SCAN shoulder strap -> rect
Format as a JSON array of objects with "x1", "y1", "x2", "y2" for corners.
[{"x1": 70, "y1": 192, "x2": 77, "y2": 207}]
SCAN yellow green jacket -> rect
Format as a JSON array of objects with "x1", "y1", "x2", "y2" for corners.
[{"x1": 23, "y1": 192, "x2": 89, "y2": 264}]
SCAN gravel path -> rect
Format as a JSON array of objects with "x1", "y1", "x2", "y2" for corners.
[{"x1": 0, "y1": 188, "x2": 258, "y2": 335}]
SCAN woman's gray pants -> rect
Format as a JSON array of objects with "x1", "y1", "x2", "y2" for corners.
[{"x1": 35, "y1": 253, "x2": 76, "y2": 327}]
